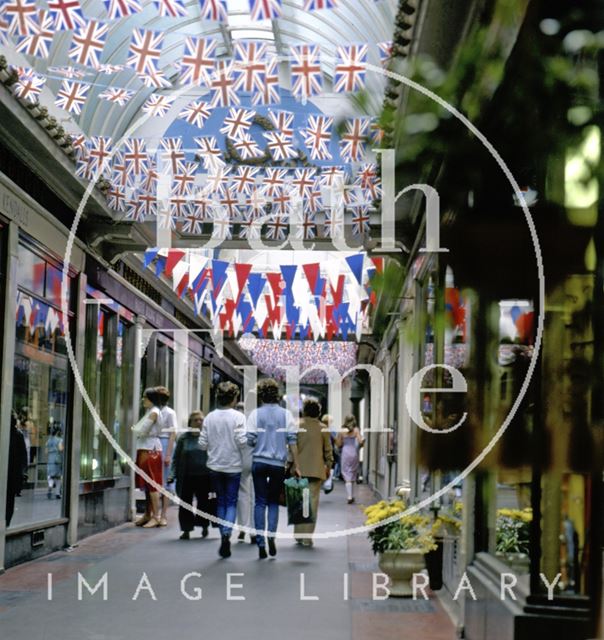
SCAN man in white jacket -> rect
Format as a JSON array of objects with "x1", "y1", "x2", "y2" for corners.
[{"x1": 199, "y1": 382, "x2": 247, "y2": 559}]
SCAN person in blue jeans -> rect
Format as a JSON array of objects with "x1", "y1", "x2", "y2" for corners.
[
  {"x1": 199, "y1": 382, "x2": 247, "y2": 559},
  {"x1": 246, "y1": 378, "x2": 300, "y2": 560}
]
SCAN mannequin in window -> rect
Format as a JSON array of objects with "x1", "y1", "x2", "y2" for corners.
[{"x1": 7, "y1": 411, "x2": 28, "y2": 526}]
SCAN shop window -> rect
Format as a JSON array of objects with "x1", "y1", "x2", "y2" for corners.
[
  {"x1": 9, "y1": 243, "x2": 73, "y2": 529},
  {"x1": 81, "y1": 297, "x2": 134, "y2": 480}
]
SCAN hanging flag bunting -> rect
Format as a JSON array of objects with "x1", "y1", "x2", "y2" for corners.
[
  {"x1": 248, "y1": 0, "x2": 282, "y2": 21},
  {"x1": 98, "y1": 87, "x2": 134, "y2": 105},
  {"x1": 47, "y1": 0, "x2": 86, "y2": 31},
  {"x1": 252, "y1": 56, "x2": 280, "y2": 105},
  {"x1": 246, "y1": 272, "x2": 266, "y2": 308},
  {"x1": 55, "y1": 79, "x2": 89, "y2": 115},
  {"x1": 69, "y1": 22, "x2": 109, "y2": 69},
  {"x1": 234, "y1": 262, "x2": 253, "y2": 304},
  {"x1": 334, "y1": 44, "x2": 368, "y2": 93},
  {"x1": 153, "y1": 0, "x2": 188, "y2": 18},
  {"x1": 199, "y1": 0, "x2": 228, "y2": 22},
  {"x1": 178, "y1": 36, "x2": 216, "y2": 86},
  {"x1": 141, "y1": 94, "x2": 175, "y2": 117},
  {"x1": 177, "y1": 99, "x2": 213, "y2": 128},
  {"x1": 15, "y1": 10, "x2": 54, "y2": 58},
  {"x1": 4, "y1": 0, "x2": 38, "y2": 37},
  {"x1": 290, "y1": 44, "x2": 322, "y2": 100},
  {"x1": 303, "y1": 114, "x2": 333, "y2": 160},
  {"x1": 233, "y1": 40, "x2": 267, "y2": 93},
  {"x1": 126, "y1": 29, "x2": 164, "y2": 75},
  {"x1": 340, "y1": 118, "x2": 369, "y2": 162},
  {"x1": 210, "y1": 60, "x2": 239, "y2": 107},
  {"x1": 12, "y1": 69, "x2": 46, "y2": 101},
  {"x1": 345, "y1": 253, "x2": 364, "y2": 285},
  {"x1": 220, "y1": 107, "x2": 255, "y2": 139},
  {"x1": 103, "y1": 0, "x2": 142, "y2": 20},
  {"x1": 211, "y1": 259, "x2": 229, "y2": 294}
]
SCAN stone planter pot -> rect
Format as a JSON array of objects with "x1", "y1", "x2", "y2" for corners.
[
  {"x1": 496, "y1": 551, "x2": 530, "y2": 575},
  {"x1": 378, "y1": 549, "x2": 426, "y2": 597}
]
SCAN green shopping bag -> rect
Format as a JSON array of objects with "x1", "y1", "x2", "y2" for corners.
[{"x1": 284, "y1": 477, "x2": 315, "y2": 525}]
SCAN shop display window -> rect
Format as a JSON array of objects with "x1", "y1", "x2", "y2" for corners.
[{"x1": 9, "y1": 242, "x2": 73, "y2": 529}]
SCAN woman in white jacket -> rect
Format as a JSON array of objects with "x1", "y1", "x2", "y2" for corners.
[{"x1": 132, "y1": 388, "x2": 163, "y2": 528}]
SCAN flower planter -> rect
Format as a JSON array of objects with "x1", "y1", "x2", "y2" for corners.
[
  {"x1": 496, "y1": 551, "x2": 530, "y2": 575},
  {"x1": 378, "y1": 549, "x2": 426, "y2": 597}
]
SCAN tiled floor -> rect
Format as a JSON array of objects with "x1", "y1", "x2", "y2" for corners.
[{"x1": 0, "y1": 482, "x2": 457, "y2": 640}]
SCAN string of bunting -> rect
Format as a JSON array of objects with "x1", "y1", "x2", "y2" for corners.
[{"x1": 143, "y1": 248, "x2": 384, "y2": 341}]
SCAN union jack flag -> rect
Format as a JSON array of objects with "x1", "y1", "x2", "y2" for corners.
[
  {"x1": 264, "y1": 131, "x2": 296, "y2": 161},
  {"x1": 339, "y1": 118, "x2": 369, "y2": 162},
  {"x1": 127, "y1": 29, "x2": 164, "y2": 75},
  {"x1": 248, "y1": 0, "x2": 281, "y2": 21},
  {"x1": 262, "y1": 167, "x2": 287, "y2": 197},
  {"x1": 252, "y1": 56, "x2": 280, "y2": 106},
  {"x1": 141, "y1": 163, "x2": 159, "y2": 193},
  {"x1": 123, "y1": 138, "x2": 148, "y2": 175},
  {"x1": 168, "y1": 195, "x2": 189, "y2": 220},
  {"x1": 268, "y1": 110, "x2": 294, "y2": 137},
  {"x1": 351, "y1": 206, "x2": 370, "y2": 235},
  {"x1": 377, "y1": 40, "x2": 393, "y2": 66},
  {"x1": 220, "y1": 107, "x2": 255, "y2": 139},
  {"x1": 97, "y1": 63, "x2": 123, "y2": 74},
  {"x1": 294, "y1": 210, "x2": 317, "y2": 240},
  {"x1": 125, "y1": 197, "x2": 145, "y2": 222},
  {"x1": 265, "y1": 213, "x2": 289, "y2": 240},
  {"x1": 303, "y1": 114, "x2": 333, "y2": 160},
  {"x1": 107, "y1": 185, "x2": 127, "y2": 212},
  {"x1": 4, "y1": 0, "x2": 39, "y2": 36},
  {"x1": 69, "y1": 21, "x2": 109, "y2": 68},
  {"x1": 47, "y1": 0, "x2": 86, "y2": 31},
  {"x1": 71, "y1": 134, "x2": 88, "y2": 155},
  {"x1": 305, "y1": 179, "x2": 323, "y2": 213},
  {"x1": 179, "y1": 36, "x2": 216, "y2": 86},
  {"x1": 270, "y1": 187, "x2": 291, "y2": 214},
  {"x1": 137, "y1": 69, "x2": 172, "y2": 89},
  {"x1": 55, "y1": 80, "x2": 89, "y2": 115},
  {"x1": 322, "y1": 208, "x2": 345, "y2": 239},
  {"x1": 355, "y1": 163, "x2": 381, "y2": 199},
  {"x1": 191, "y1": 189, "x2": 216, "y2": 219},
  {"x1": 153, "y1": 0, "x2": 187, "y2": 18},
  {"x1": 334, "y1": 44, "x2": 367, "y2": 93},
  {"x1": 209, "y1": 61, "x2": 239, "y2": 107},
  {"x1": 194, "y1": 136, "x2": 224, "y2": 172},
  {"x1": 86, "y1": 136, "x2": 113, "y2": 175},
  {"x1": 210, "y1": 210, "x2": 232, "y2": 240},
  {"x1": 198, "y1": 0, "x2": 227, "y2": 22},
  {"x1": 238, "y1": 209, "x2": 262, "y2": 240},
  {"x1": 290, "y1": 44, "x2": 322, "y2": 100},
  {"x1": 12, "y1": 69, "x2": 46, "y2": 102},
  {"x1": 246, "y1": 188, "x2": 268, "y2": 214},
  {"x1": 0, "y1": 12, "x2": 9, "y2": 43},
  {"x1": 320, "y1": 166, "x2": 346, "y2": 187},
  {"x1": 172, "y1": 161, "x2": 198, "y2": 196},
  {"x1": 15, "y1": 10, "x2": 54, "y2": 58},
  {"x1": 231, "y1": 133, "x2": 263, "y2": 160},
  {"x1": 204, "y1": 166, "x2": 231, "y2": 196},
  {"x1": 47, "y1": 65, "x2": 86, "y2": 78},
  {"x1": 98, "y1": 87, "x2": 134, "y2": 106},
  {"x1": 218, "y1": 188, "x2": 240, "y2": 218},
  {"x1": 160, "y1": 137, "x2": 186, "y2": 174},
  {"x1": 303, "y1": 0, "x2": 338, "y2": 10},
  {"x1": 179, "y1": 208, "x2": 204, "y2": 234},
  {"x1": 110, "y1": 152, "x2": 133, "y2": 188},
  {"x1": 141, "y1": 94, "x2": 175, "y2": 117},
  {"x1": 232, "y1": 166, "x2": 260, "y2": 195},
  {"x1": 292, "y1": 168, "x2": 316, "y2": 198},
  {"x1": 369, "y1": 120, "x2": 384, "y2": 145},
  {"x1": 177, "y1": 100, "x2": 213, "y2": 128},
  {"x1": 137, "y1": 190, "x2": 157, "y2": 217},
  {"x1": 233, "y1": 41, "x2": 267, "y2": 93},
  {"x1": 103, "y1": 0, "x2": 142, "y2": 20}
]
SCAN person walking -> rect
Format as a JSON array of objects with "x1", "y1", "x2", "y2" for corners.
[
  {"x1": 6, "y1": 411, "x2": 28, "y2": 527},
  {"x1": 235, "y1": 401, "x2": 255, "y2": 544},
  {"x1": 246, "y1": 378, "x2": 300, "y2": 559},
  {"x1": 199, "y1": 382, "x2": 247, "y2": 559},
  {"x1": 168, "y1": 411, "x2": 213, "y2": 540},
  {"x1": 46, "y1": 425, "x2": 64, "y2": 500},
  {"x1": 156, "y1": 386, "x2": 178, "y2": 527},
  {"x1": 294, "y1": 399, "x2": 333, "y2": 547},
  {"x1": 132, "y1": 387, "x2": 163, "y2": 528},
  {"x1": 336, "y1": 415, "x2": 364, "y2": 504}
]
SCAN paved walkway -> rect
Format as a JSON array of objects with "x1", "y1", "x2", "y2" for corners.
[{"x1": 0, "y1": 483, "x2": 457, "y2": 640}]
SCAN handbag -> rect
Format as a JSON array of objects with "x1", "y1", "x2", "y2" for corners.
[{"x1": 322, "y1": 469, "x2": 334, "y2": 494}]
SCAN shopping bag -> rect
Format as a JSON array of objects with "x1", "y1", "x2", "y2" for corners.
[
  {"x1": 322, "y1": 469, "x2": 334, "y2": 494},
  {"x1": 284, "y1": 477, "x2": 315, "y2": 525}
]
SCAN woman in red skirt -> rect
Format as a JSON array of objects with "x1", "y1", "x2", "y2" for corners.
[{"x1": 133, "y1": 388, "x2": 163, "y2": 528}]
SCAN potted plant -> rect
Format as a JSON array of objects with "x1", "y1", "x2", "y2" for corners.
[
  {"x1": 495, "y1": 507, "x2": 532, "y2": 574},
  {"x1": 365, "y1": 499, "x2": 437, "y2": 597}
]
